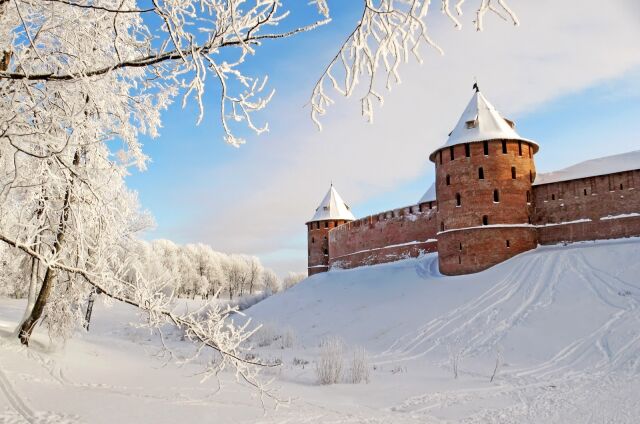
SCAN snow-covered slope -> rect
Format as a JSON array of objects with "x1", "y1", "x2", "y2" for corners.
[
  {"x1": 1, "y1": 238, "x2": 639, "y2": 423},
  {"x1": 246, "y1": 238, "x2": 640, "y2": 422}
]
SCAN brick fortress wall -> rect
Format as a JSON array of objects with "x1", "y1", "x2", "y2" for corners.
[
  {"x1": 533, "y1": 169, "x2": 640, "y2": 245},
  {"x1": 328, "y1": 203, "x2": 438, "y2": 270}
]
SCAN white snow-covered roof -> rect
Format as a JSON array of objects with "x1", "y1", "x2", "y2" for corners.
[
  {"x1": 534, "y1": 150, "x2": 640, "y2": 186},
  {"x1": 430, "y1": 89, "x2": 538, "y2": 160},
  {"x1": 418, "y1": 182, "x2": 436, "y2": 204},
  {"x1": 308, "y1": 185, "x2": 356, "y2": 223}
]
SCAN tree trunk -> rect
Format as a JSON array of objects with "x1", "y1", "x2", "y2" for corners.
[
  {"x1": 84, "y1": 288, "x2": 100, "y2": 331},
  {"x1": 15, "y1": 257, "x2": 40, "y2": 335},
  {"x1": 18, "y1": 266, "x2": 56, "y2": 345},
  {"x1": 18, "y1": 177, "x2": 74, "y2": 346}
]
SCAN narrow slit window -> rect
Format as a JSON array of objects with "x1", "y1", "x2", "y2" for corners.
[
  {"x1": 584, "y1": 188, "x2": 588, "y2": 196},
  {"x1": 324, "y1": 221, "x2": 329, "y2": 228},
  {"x1": 511, "y1": 166, "x2": 516, "y2": 179},
  {"x1": 530, "y1": 170, "x2": 534, "y2": 183},
  {"x1": 459, "y1": 242, "x2": 462, "y2": 251},
  {"x1": 465, "y1": 143, "x2": 470, "y2": 157},
  {"x1": 440, "y1": 222, "x2": 445, "y2": 232},
  {"x1": 483, "y1": 141, "x2": 489, "y2": 156},
  {"x1": 502, "y1": 140, "x2": 507, "y2": 154},
  {"x1": 506, "y1": 240, "x2": 510, "y2": 248},
  {"x1": 551, "y1": 194, "x2": 555, "y2": 201},
  {"x1": 518, "y1": 141, "x2": 523, "y2": 156},
  {"x1": 482, "y1": 215, "x2": 489, "y2": 226},
  {"x1": 311, "y1": 237, "x2": 315, "y2": 243},
  {"x1": 620, "y1": 183, "x2": 624, "y2": 190},
  {"x1": 458, "y1": 256, "x2": 462, "y2": 264},
  {"x1": 526, "y1": 191, "x2": 531, "y2": 203},
  {"x1": 479, "y1": 167, "x2": 485, "y2": 180},
  {"x1": 450, "y1": 146, "x2": 455, "y2": 161},
  {"x1": 494, "y1": 189, "x2": 500, "y2": 203},
  {"x1": 446, "y1": 174, "x2": 451, "y2": 185},
  {"x1": 456, "y1": 193, "x2": 461, "y2": 206}
]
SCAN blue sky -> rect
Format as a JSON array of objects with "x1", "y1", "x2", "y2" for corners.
[{"x1": 126, "y1": 0, "x2": 640, "y2": 275}]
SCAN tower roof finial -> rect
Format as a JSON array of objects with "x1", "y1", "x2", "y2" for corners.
[{"x1": 473, "y1": 77, "x2": 480, "y2": 93}]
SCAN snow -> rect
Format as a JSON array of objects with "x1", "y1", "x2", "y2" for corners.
[
  {"x1": 601, "y1": 213, "x2": 640, "y2": 220},
  {"x1": 2, "y1": 238, "x2": 640, "y2": 422},
  {"x1": 308, "y1": 185, "x2": 355, "y2": 223},
  {"x1": 534, "y1": 150, "x2": 640, "y2": 186},
  {"x1": 429, "y1": 90, "x2": 538, "y2": 160},
  {"x1": 418, "y1": 182, "x2": 436, "y2": 204}
]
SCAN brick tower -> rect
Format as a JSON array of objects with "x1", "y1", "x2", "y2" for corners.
[
  {"x1": 306, "y1": 185, "x2": 355, "y2": 276},
  {"x1": 429, "y1": 86, "x2": 539, "y2": 275}
]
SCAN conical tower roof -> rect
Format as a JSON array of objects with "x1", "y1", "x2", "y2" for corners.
[
  {"x1": 429, "y1": 88, "x2": 538, "y2": 161},
  {"x1": 418, "y1": 182, "x2": 436, "y2": 204},
  {"x1": 307, "y1": 185, "x2": 355, "y2": 223}
]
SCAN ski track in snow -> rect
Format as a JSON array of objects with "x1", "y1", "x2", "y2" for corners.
[
  {"x1": 374, "y1": 245, "x2": 640, "y2": 422},
  {"x1": 0, "y1": 359, "x2": 81, "y2": 424}
]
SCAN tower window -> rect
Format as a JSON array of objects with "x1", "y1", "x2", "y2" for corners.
[
  {"x1": 459, "y1": 242, "x2": 462, "y2": 251},
  {"x1": 458, "y1": 256, "x2": 462, "y2": 264},
  {"x1": 482, "y1": 215, "x2": 489, "y2": 226},
  {"x1": 506, "y1": 240, "x2": 510, "y2": 248},
  {"x1": 483, "y1": 141, "x2": 489, "y2": 156},
  {"x1": 456, "y1": 193, "x2": 461, "y2": 206},
  {"x1": 324, "y1": 221, "x2": 329, "y2": 228},
  {"x1": 551, "y1": 194, "x2": 555, "y2": 201},
  {"x1": 446, "y1": 174, "x2": 451, "y2": 185},
  {"x1": 526, "y1": 190, "x2": 531, "y2": 203},
  {"x1": 450, "y1": 146, "x2": 455, "y2": 160},
  {"x1": 441, "y1": 222, "x2": 445, "y2": 232},
  {"x1": 511, "y1": 166, "x2": 516, "y2": 179},
  {"x1": 530, "y1": 170, "x2": 534, "y2": 183},
  {"x1": 428, "y1": 201, "x2": 433, "y2": 209},
  {"x1": 493, "y1": 189, "x2": 500, "y2": 203},
  {"x1": 323, "y1": 248, "x2": 328, "y2": 255},
  {"x1": 518, "y1": 141, "x2": 523, "y2": 156},
  {"x1": 465, "y1": 143, "x2": 470, "y2": 157},
  {"x1": 620, "y1": 183, "x2": 624, "y2": 190},
  {"x1": 502, "y1": 140, "x2": 507, "y2": 154},
  {"x1": 584, "y1": 188, "x2": 587, "y2": 196},
  {"x1": 311, "y1": 237, "x2": 315, "y2": 243},
  {"x1": 478, "y1": 167, "x2": 485, "y2": 180}
]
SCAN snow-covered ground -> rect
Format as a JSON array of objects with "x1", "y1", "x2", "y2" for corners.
[{"x1": 2, "y1": 238, "x2": 640, "y2": 423}]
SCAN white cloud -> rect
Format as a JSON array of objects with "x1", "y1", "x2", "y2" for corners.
[{"x1": 176, "y1": 0, "x2": 640, "y2": 274}]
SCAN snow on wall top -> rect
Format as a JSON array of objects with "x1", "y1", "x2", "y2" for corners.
[
  {"x1": 534, "y1": 150, "x2": 640, "y2": 186},
  {"x1": 429, "y1": 89, "x2": 538, "y2": 160},
  {"x1": 308, "y1": 185, "x2": 356, "y2": 223},
  {"x1": 418, "y1": 182, "x2": 436, "y2": 203}
]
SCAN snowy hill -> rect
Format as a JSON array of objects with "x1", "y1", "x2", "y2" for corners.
[{"x1": 1, "y1": 238, "x2": 640, "y2": 423}]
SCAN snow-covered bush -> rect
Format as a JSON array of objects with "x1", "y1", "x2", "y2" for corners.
[
  {"x1": 280, "y1": 327, "x2": 296, "y2": 349},
  {"x1": 316, "y1": 336, "x2": 345, "y2": 385},
  {"x1": 349, "y1": 347, "x2": 371, "y2": 384}
]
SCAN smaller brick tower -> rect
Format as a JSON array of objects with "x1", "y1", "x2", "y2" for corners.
[
  {"x1": 430, "y1": 86, "x2": 539, "y2": 275},
  {"x1": 306, "y1": 185, "x2": 355, "y2": 276}
]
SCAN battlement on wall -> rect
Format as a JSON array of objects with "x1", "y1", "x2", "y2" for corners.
[{"x1": 332, "y1": 202, "x2": 438, "y2": 233}]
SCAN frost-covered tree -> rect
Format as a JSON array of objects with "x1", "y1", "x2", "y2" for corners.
[{"x1": 283, "y1": 271, "x2": 307, "y2": 290}]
